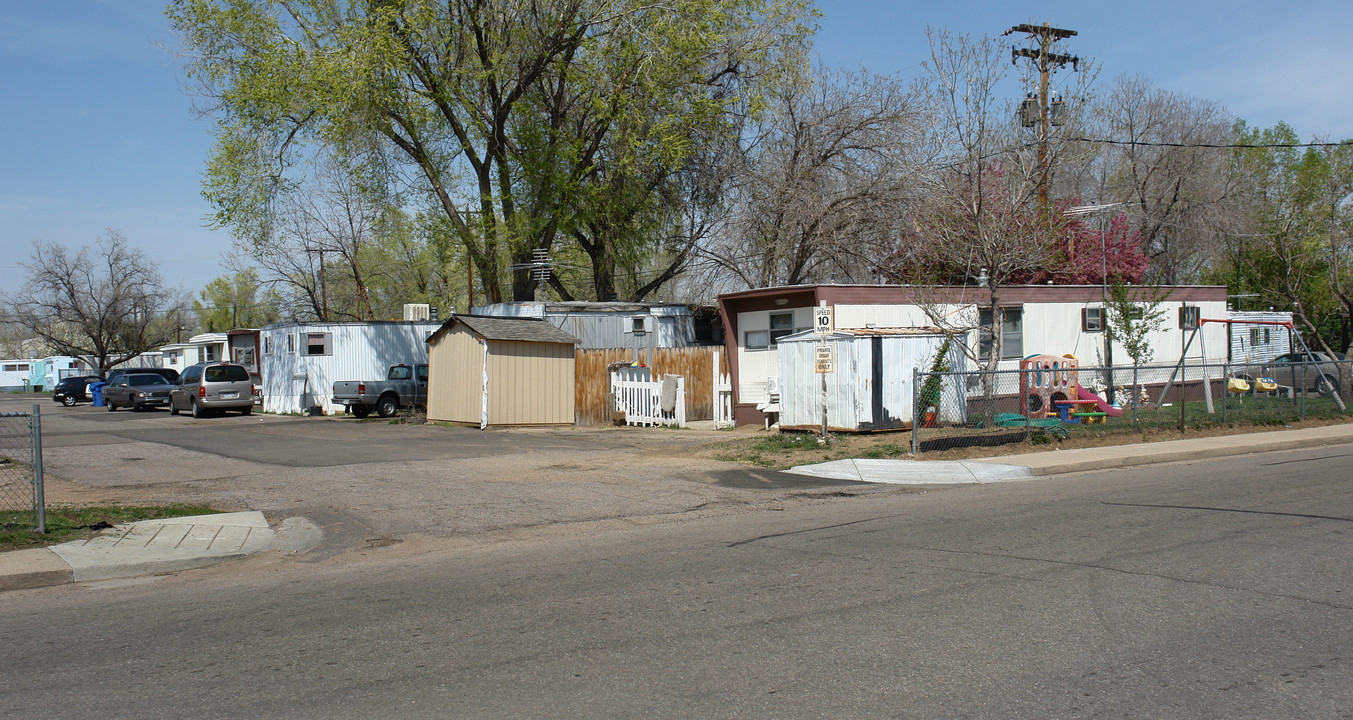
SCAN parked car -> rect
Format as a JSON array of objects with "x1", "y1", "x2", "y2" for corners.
[
  {"x1": 51, "y1": 375, "x2": 105, "y2": 406},
  {"x1": 103, "y1": 372, "x2": 176, "y2": 412},
  {"x1": 106, "y1": 367, "x2": 179, "y2": 386},
  {"x1": 170, "y1": 362, "x2": 255, "y2": 418},
  {"x1": 332, "y1": 364, "x2": 429, "y2": 418},
  {"x1": 1233, "y1": 351, "x2": 1343, "y2": 395}
]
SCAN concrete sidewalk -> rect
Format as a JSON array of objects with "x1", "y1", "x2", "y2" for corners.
[
  {"x1": 785, "y1": 423, "x2": 1353, "y2": 484},
  {"x1": 0, "y1": 512, "x2": 321, "y2": 592}
]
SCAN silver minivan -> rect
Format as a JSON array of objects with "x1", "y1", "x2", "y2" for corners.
[{"x1": 170, "y1": 362, "x2": 255, "y2": 418}]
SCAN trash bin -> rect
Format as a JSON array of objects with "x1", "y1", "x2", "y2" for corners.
[{"x1": 90, "y1": 381, "x2": 107, "y2": 407}]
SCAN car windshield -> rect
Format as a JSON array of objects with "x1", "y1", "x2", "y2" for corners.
[
  {"x1": 128, "y1": 375, "x2": 163, "y2": 386},
  {"x1": 204, "y1": 365, "x2": 249, "y2": 382}
]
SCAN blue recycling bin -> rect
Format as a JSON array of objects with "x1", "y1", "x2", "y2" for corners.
[{"x1": 90, "y1": 381, "x2": 107, "y2": 407}]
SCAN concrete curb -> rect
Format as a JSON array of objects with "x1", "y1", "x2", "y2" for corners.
[
  {"x1": 992, "y1": 426, "x2": 1353, "y2": 477},
  {"x1": 0, "y1": 548, "x2": 73, "y2": 592}
]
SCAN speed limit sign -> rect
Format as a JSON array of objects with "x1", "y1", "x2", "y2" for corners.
[{"x1": 813, "y1": 306, "x2": 834, "y2": 335}]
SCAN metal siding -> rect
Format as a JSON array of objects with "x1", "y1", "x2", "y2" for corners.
[
  {"x1": 259, "y1": 322, "x2": 439, "y2": 414},
  {"x1": 474, "y1": 303, "x2": 697, "y2": 350},
  {"x1": 778, "y1": 332, "x2": 954, "y2": 430}
]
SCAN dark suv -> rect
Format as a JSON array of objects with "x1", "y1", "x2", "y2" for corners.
[
  {"x1": 51, "y1": 375, "x2": 105, "y2": 406},
  {"x1": 170, "y1": 362, "x2": 255, "y2": 418},
  {"x1": 106, "y1": 367, "x2": 179, "y2": 386}
]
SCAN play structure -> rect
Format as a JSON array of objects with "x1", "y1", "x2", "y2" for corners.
[{"x1": 1019, "y1": 353, "x2": 1125, "y2": 425}]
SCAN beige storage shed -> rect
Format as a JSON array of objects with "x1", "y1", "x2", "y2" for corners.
[{"x1": 427, "y1": 315, "x2": 579, "y2": 428}]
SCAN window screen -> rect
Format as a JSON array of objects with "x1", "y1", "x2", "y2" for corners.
[{"x1": 304, "y1": 333, "x2": 332, "y2": 356}]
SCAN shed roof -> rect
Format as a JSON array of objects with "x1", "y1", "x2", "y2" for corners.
[{"x1": 430, "y1": 315, "x2": 580, "y2": 345}]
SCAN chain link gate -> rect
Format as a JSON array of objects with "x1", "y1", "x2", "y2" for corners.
[{"x1": 0, "y1": 405, "x2": 45, "y2": 534}]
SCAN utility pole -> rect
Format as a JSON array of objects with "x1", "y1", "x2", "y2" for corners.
[{"x1": 1005, "y1": 22, "x2": 1079, "y2": 228}]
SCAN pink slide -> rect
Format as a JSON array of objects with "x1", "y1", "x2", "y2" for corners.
[{"x1": 1075, "y1": 384, "x2": 1124, "y2": 417}]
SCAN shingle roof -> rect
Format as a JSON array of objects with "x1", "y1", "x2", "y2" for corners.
[{"x1": 430, "y1": 315, "x2": 580, "y2": 345}]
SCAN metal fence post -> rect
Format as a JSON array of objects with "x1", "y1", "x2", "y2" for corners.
[
  {"x1": 1132, "y1": 364, "x2": 1140, "y2": 430},
  {"x1": 1221, "y1": 362, "x2": 1228, "y2": 425},
  {"x1": 32, "y1": 404, "x2": 45, "y2": 534},
  {"x1": 1299, "y1": 363, "x2": 1306, "y2": 420},
  {"x1": 911, "y1": 367, "x2": 920, "y2": 456},
  {"x1": 1022, "y1": 366, "x2": 1031, "y2": 442}
]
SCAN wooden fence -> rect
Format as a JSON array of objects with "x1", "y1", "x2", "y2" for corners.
[{"x1": 576, "y1": 346, "x2": 727, "y2": 426}]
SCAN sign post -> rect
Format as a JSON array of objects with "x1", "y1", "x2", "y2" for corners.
[{"x1": 815, "y1": 303, "x2": 833, "y2": 441}]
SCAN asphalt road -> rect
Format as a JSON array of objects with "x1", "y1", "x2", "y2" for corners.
[{"x1": 4, "y1": 445, "x2": 1351, "y2": 717}]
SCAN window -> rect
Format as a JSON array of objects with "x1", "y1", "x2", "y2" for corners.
[
  {"x1": 234, "y1": 347, "x2": 255, "y2": 369},
  {"x1": 1250, "y1": 328, "x2": 1261, "y2": 346},
  {"x1": 978, "y1": 307, "x2": 1023, "y2": 361},
  {"x1": 745, "y1": 330, "x2": 769, "y2": 350},
  {"x1": 417, "y1": 366, "x2": 429, "y2": 382},
  {"x1": 205, "y1": 365, "x2": 250, "y2": 382},
  {"x1": 1178, "y1": 305, "x2": 1200, "y2": 330},
  {"x1": 3, "y1": 363, "x2": 28, "y2": 372},
  {"x1": 389, "y1": 366, "x2": 412, "y2": 380},
  {"x1": 203, "y1": 345, "x2": 219, "y2": 363},
  {"x1": 769, "y1": 312, "x2": 795, "y2": 345},
  {"x1": 628, "y1": 316, "x2": 650, "y2": 335},
  {"x1": 1082, "y1": 307, "x2": 1104, "y2": 332},
  {"x1": 287, "y1": 334, "x2": 295, "y2": 353},
  {"x1": 305, "y1": 332, "x2": 333, "y2": 356},
  {"x1": 264, "y1": 336, "x2": 272, "y2": 355}
]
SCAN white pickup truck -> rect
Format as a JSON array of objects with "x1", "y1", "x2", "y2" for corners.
[{"x1": 331, "y1": 364, "x2": 429, "y2": 418}]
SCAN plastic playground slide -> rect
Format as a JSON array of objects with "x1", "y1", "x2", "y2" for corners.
[{"x1": 1074, "y1": 384, "x2": 1124, "y2": 417}]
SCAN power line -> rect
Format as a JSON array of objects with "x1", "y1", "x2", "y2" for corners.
[{"x1": 1066, "y1": 136, "x2": 1352, "y2": 150}]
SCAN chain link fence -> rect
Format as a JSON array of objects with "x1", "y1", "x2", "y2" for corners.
[
  {"x1": 912, "y1": 360, "x2": 1351, "y2": 455},
  {"x1": 0, "y1": 406, "x2": 45, "y2": 533}
]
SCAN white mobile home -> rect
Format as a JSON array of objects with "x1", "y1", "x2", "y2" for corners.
[
  {"x1": 718, "y1": 284, "x2": 1230, "y2": 427},
  {"x1": 1226, "y1": 311, "x2": 1294, "y2": 364},
  {"x1": 0, "y1": 359, "x2": 38, "y2": 391},
  {"x1": 473, "y1": 301, "x2": 721, "y2": 352},
  {"x1": 259, "y1": 321, "x2": 442, "y2": 414}
]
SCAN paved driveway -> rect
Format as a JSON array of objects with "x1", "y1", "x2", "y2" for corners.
[{"x1": 9, "y1": 396, "x2": 873, "y2": 550}]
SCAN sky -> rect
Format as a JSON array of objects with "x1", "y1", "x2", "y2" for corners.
[{"x1": 2, "y1": 0, "x2": 1351, "y2": 297}]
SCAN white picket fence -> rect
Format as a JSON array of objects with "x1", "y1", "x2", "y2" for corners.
[
  {"x1": 610, "y1": 372, "x2": 687, "y2": 428},
  {"x1": 713, "y1": 360, "x2": 734, "y2": 429}
]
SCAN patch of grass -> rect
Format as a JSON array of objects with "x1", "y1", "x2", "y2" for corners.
[
  {"x1": 0, "y1": 504, "x2": 219, "y2": 552},
  {"x1": 753, "y1": 432, "x2": 826, "y2": 452}
]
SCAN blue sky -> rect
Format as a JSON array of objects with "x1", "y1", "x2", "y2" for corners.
[{"x1": 3, "y1": 0, "x2": 1351, "y2": 296}]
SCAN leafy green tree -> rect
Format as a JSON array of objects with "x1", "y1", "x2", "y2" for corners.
[
  {"x1": 1223, "y1": 122, "x2": 1348, "y2": 355},
  {"x1": 1104, "y1": 279, "x2": 1168, "y2": 367},
  {"x1": 169, "y1": 0, "x2": 810, "y2": 304},
  {"x1": 193, "y1": 269, "x2": 280, "y2": 331}
]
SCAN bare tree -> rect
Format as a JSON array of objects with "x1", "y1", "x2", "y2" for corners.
[
  {"x1": 697, "y1": 65, "x2": 926, "y2": 290},
  {"x1": 905, "y1": 29, "x2": 1061, "y2": 369},
  {"x1": 3, "y1": 231, "x2": 185, "y2": 371},
  {"x1": 1093, "y1": 76, "x2": 1238, "y2": 283}
]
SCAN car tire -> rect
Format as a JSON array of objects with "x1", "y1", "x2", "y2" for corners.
[
  {"x1": 107, "y1": 401, "x2": 117, "y2": 412},
  {"x1": 192, "y1": 400, "x2": 204, "y2": 419},
  {"x1": 352, "y1": 405, "x2": 372, "y2": 419},
  {"x1": 62, "y1": 396, "x2": 77, "y2": 407},
  {"x1": 170, "y1": 400, "x2": 179, "y2": 416},
  {"x1": 1317, "y1": 377, "x2": 1340, "y2": 395},
  {"x1": 240, "y1": 406, "x2": 252, "y2": 416},
  {"x1": 376, "y1": 395, "x2": 398, "y2": 418}
]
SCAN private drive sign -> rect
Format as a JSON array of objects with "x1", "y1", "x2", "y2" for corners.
[{"x1": 814, "y1": 343, "x2": 834, "y2": 373}]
